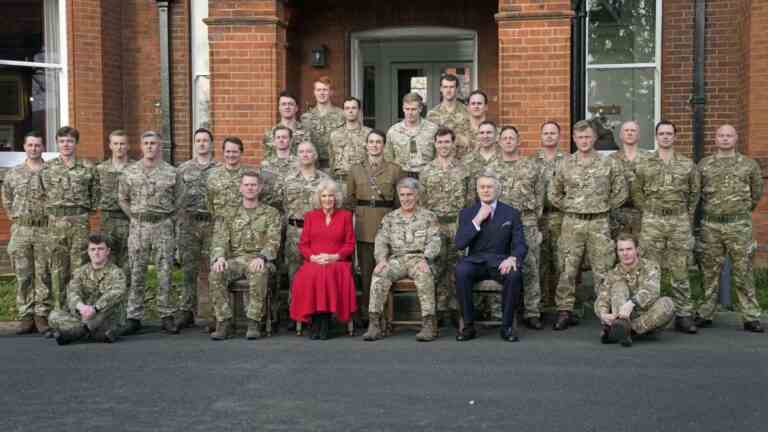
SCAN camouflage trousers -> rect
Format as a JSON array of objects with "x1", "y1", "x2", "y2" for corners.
[
  {"x1": 696, "y1": 218, "x2": 762, "y2": 322},
  {"x1": 49, "y1": 302, "x2": 126, "y2": 340},
  {"x1": 101, "y1": 211, "x2": 130, "y2": 276},
  {"x1": 435, "y1": 220, "x2": 460, "y2": 313},
  {"x1": 48, "y1": 214, "x2": 90, "y2": 309},
  {"x1": 369, "y1": 255, "x2": 436, "y2": 317},
  {"x1": 176, "y1": 215, "x2": 213, "y2": 313},
  {"x1": 209, "y1": 256, "x2": 273, "y2": 322},
  {"x1": 640, "y1": 212, "x2": 693, "y2": 317},
  {"x1": 127, "y1": 218, "x2": 176, "y2": 320},
  {"x1": 356, "y1": 241, "x2": 376, "y2": 319},
  {"x1": 556, "y1": 214, "x2": 615, "y2": 312},
  {"x1": 604, "y1": 280, "x2": 674, "y2": 335},
  {"x1": 610, "y1": 205, "x2": 642, "y2": 239},
  {"x1": 539, "y1": 210, "x2": 563, "y2": 306},
  {"x1": 284, "y1": 224, "x2": 303, "y2": 303},
  {"x1": 7, "y1": 224, "x2": 51, "y2": 319}
]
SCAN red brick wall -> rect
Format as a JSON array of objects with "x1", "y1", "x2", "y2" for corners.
[{"x1": 171, "y1": 1, "x2": 192, "y2": 163}]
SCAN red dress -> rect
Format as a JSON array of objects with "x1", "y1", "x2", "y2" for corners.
[{"x1": 290, "y1": 208, "x2": 358, "y2": 323}]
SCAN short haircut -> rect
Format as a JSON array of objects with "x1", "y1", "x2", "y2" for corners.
[
  {"x1": 655, "y1": 120, "x2": 677, "y2": 135},
  {"x1": 434, "y1": 127, "x2": 455, "y2": 142},
  {"x1": 222, "y1": 136, "x2": 244, "y2": 152},
  {"x1": 278, "y1": 90, "x2": 297, "y2": 105},
  {"x1": 108, "y1": 129, "x2": 128, "y2": 142},
  {"x1": 241, "y1": 170, "x2": 262, "y2": 184},
  {"x1": 312, "y1": 179, "x2": 344, "y2": 209},
  {"x1": 620, "y1": 120, "x2": 640, "y2": 130},
  {"x1": 315, "y1": 76, "x2": 333, "y2": 87},
  {"x1": 499, "y1": 126, "x2": 519, "y2": 138},
  {"x1": 479, "y1": 120, "x2": 497, "y2": 130},
  {"x1": 402, "y1": 92, "x2": 423, "y2": 106},
  {"x1": 476, "y1": 169, "x2": 503, "y2": 200},
  {"x1": 397, "y1": 177, "x2": 420, "y2": 194},
  {"x1": 440, "y1": 74, "x2": 460, "y2": 87},
  {"x1": 56, "y1": 126, "x2": 80, "y2": 143},
  {"x1": 572, "y1": 120, "x2": 594, "y2": 133},
  {"x1": 468, "y1": 90, "x2": 488, "y2": 104},
  {"x1": 343, "y1": 97, "x2": 362, "y2": 109},
  {"x1": 616, "y1": 232, "x2": 638, "y2": 248},
  {"x1": 24, "y1": 130, "x2": 44, "y2": 142},
  {"x1": 193, "y1": 127, "x2": 214, "y2": 142},
  {"x1": 141, "y1": 130, "x2": 163, "y2": 141},
  {"x1": 297, "y1": 140, "x2": 318, "y2": 158},
  {"x1": 541, "y1": 120, "x2": 561, "y2": 133},
  {"x1": 87, "y1": 233, "x2": 109, "y2": 248},
  {"x1": 273, "y1": 125, "x2": 293, "y2": 139},
  {"x1": 367, "y1": 129, "x2": 387, "y2": 145}
]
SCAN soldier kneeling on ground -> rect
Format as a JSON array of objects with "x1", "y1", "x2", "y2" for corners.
[
  {"x1": 49, "y1": 233, "x2": 128, "y2": 345},
  {"x1": 596, "y1": 233, "x2": 674, "y2": 347}
]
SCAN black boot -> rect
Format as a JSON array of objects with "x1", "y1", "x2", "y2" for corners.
[
  {"x1": 310, "y1": 315, "x2": 321, "y2": 340},
  {"x1": 319, "y1": 313, "x2": 331, "y2": 340}
]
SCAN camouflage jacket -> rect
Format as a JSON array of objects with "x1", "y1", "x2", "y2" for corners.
[
  {"x1": 420, "y1": 158, "x2": 472, "y2": 219},
  {"x1": 609, "y1": 148, "x2": 649, "y2": 208},
  {"x1": 633, "y1": 151, "x2": 700, "y2": 220},
  {"x1": 41, "y1": 157, "x2": 96, "y2": 211},
  {"x1": 282, "y1": 169, "x2": 330, "y2": 220},
  {"x1": 329, "y1": 124, "x2": 371, "y2": 177},
  {"x1": 211, "y1": 204, "x2": 282, "y2": 262},
  {"x1": 300, "y1": 105, "x2": 345, "y2": 162},
  {"x1": 262, "y1": 121, "x2": 309, "y2": 160},
  {"x1": 118, "y1": 160, "x2": 178, "y2": 217},
  {"x1": 426, "y1": 102, "x2": 472, "y2": 159},
  {"x1": 67, "y1": 262, "x2": 127, "y2": 315},
  {"x1": 176, "y1": 158, "x2": 221, "y2": 215},
  {"x1": 595, "y1": 258, "x2": 661, "y2": 316},
  {"x1": 206, "y1": 165, "x2": 250, "y2": 221},
  {"x1": 462, "y1": 149, "x2": 500, "y2": 199},
  {"x1": 489, "y1": 156, "x2": 545, "y2": 224},
  {"x1": 261, "y1": 155, "x2": 298, "y2": 210},
  {"x1": 549, "y1": 151, "x2": 627, "y2": 214},
  {"x1": 374, "y1": 207, "x2": 441, "y2": 263},
  {"x1": 2, "y1": 162, "x2": 46, "y2": 220},
  {"x1": 94, "y1": 159, "x2": 136, "y2": 212},
  {"x1": 385, "y1": 119, "x2": 439, "y2": 173},
  {"x1": 698, "y1": 152, "x2": 764, "y2": 215},
  {"x1": 532, "y1": 149, "x2": 566, "y2": 211}
]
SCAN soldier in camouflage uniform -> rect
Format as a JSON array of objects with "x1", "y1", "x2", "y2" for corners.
[
  {"x1": 263, "y1": 91, "x2": 308, "y2": 159},
  {"x1": 41, "y1": 126, "x2": 95, "y2": 313},
  {"x1": 695, "y1": 125, "x2": 764, "y2": 332},
  {"x1": 549, "y1": 120, "x2": 627, "y2": 330},
  {"x1": 385, "y1": 92, "x2": 438, "y2": 177},
  {"x1": 209, "y1": 171, "x2": 281, "y2": 340},
  {"x1": 420, "y1": 128, "x2": 471, "y2": 325},
  {"x1": 329, "y1": 97, "x2": 371, "y2": 194},
  {"x1": 118, "y1": 131, "x2": 180, "y2": 335},
  {"x1": 94, "y1": 130, "x2": 135, "y2": 279},
  {"x1": 633, "y1": 121, "x2": 700, "y2": 334},
  {"x1": 2, "y1": 131, "x2": 51, "y2": 335},
  {"x1": 533, "y1": 121, "x2": 567, "y2": 307},
  {"x1": 488, "y1": 126, "x2": 546, "y2": 329},
  {"x1": 426, "y1": 75, "x2": 472, "y2": 160},
  {"x1": 49, "y1": 234, "x2": 127, "y2": 345},
  {"x1": 174, "y1": 128, "x2": 221, "y2": 328},
  {"x1": 207, "y1": 137, "x2": 252, "y2": 226},
  {"x1": 462, "y1": 120, "x2": 500, "y2": 199},
  {"x1": 609, "y1": 121, "x2": 649, "y2": 238},
  {"x1": 301, "y1": 77, "x2": 345, "y2": 170},
  {"x1": 261, "y1": 126, "x2": 298, "y2": 211},
  {"x1": 596, "y1": 234, "x2": 674, "y2": 347},
  {"x1": 466, "y1": 90, "x2": 490, "y2": 157},
  {"x1": 363, "y1": 177, "x2": 441, "y2": 342}
]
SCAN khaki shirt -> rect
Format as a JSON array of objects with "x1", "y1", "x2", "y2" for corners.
[
  {"x1": 41, "y1": 157, "x2": 96, "y2": 211},
  {"x1": 489, "y1": 156, "x2": 545, "y2": 224},
  {"x1": 420, "y1": 158, "x2": 472, "y2": 219},
  {"x1": 282, "y1": 169, "x2": 330, "y2": 220},
  {"x1": 2, "y1": 161, "x2": 46, "y2": 220},
  {"x1": 211, "y1": 204, "x2": 282, "y2": 262},
  {"x1": 633, "y1": 151, "x2": 700, "y2": 220},
  {"x1": 532, "y1": 149, "x2": 566, "y2": 211},
  {"x1": 301, "y1": 105, "x2": 345, "y2": 163},
  {"x1": 118, "y1": 160, "x2": 178, "y2": 217},
  {"x1": 206, "y1": 165, "x2": 251, "y2": 222},
  {"x1": 329, "y1": 124, "x2": 371, "y2": 176},
  {"x1": 595, "y1": 258, "x2": 661, "y2": 316},
  {"x1": 176, "y1": 158, "x2": 221, "y2": 215},
  {"x1": 261, "y1": 155, "x2": 298, "y2": 211},
  {"x1": 94, "y1": 159, "x2": 136, "y2": 212},
  {"x1": 426, "y1": 102, "x2": 472, "y2": 159},
  {"x1": 698, "y1": 152, "x2": 764, "y2": 215},
  {"x1": 67, "y1": 262, "x2": 127, "y2": 315},
  {"x1": 345, "y1": 159, "x2": 403, "y2": 243},
  {"x1": 374, "y1": 207, "x2": 442, "y2": 264},
  {"x1": 550, "y1": 151, "x2": 627, "y2": 214},
  {"x1": 385, "y1": 119, "x2": 439, "y2": 173},
  {"x1": 262, "y1": 121, "x2": 309, "y2": 160},
  {"x1": 610, "y1": 149, "x2": 649, "y2": 208}
]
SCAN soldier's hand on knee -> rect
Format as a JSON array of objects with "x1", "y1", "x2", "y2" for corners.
[
  {"x1": 618, "y1": 301, "x2": 634, "y2": 319},
  {"x1": 374, "y1": 261, "x2": 388, "y2": 274},
  {"x1": 417, "y1": 260, "x2": 430, "y2": 273},
  {"x1": 601, "y1": 313, "x2": 616, "y2": 325},
  {"x1": 498, "y1": 256, "x2": 517, "y2": 274},
  {"x1": 212, "y1": 257, "x2": 227, "y2": 273},
  {"x1": 249, "y1": 257, "x2": 265, "y2": 272},
  {"x1": 77, "y1": 303, "x2": 95, "y2": 320}
]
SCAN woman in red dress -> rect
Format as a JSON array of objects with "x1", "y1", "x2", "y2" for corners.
[{"x1": 290, "y1": 179, "x2": 357, "y2": 339}]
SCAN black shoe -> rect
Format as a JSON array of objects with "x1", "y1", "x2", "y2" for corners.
[
  {"x1": 309, "y1": 316, "x2": 321, "y2": 340},
  {"x1": 122, "y1": 319, "x2": 142, "y2": 336},
  {"x1": 694, "y1": 315, "x2": 713, "y2": 328},
  {"x1": 744, "y1": 320, "x2": 765, "y2": 333},
  {"x1": 287, "y1": 321, "x2": 297, "y2": 332},
  {"x1": 609, "y1": 319, "x2": 633, "y2": 347},
  {"x1": 319, "y1": 313, "x2": 331, "y2": 340},
  {"x1": 524, "y1": 317, "x2": 543, "y2": 330},
  {"x1": 175, "y1": 310, "x2": 195, "y2": 329},
  {"x1": 456, "y1": 324, "x2": 477, "y2": 341},
  {"x1": 553, "y1": 311, "x2": 571, "y2": 331},
  {"x1": 600, "y1": 325, "x2": 614, "y2": 344},
  {"x1": 161, "y1": 316, "x2": 180, "y2": 334},
  {"x1": 674, "y1": 316, "x2": 698, "y2": 334},
  {"x1": 500, "y1": 326, "x2": 519, "y2": 342}
]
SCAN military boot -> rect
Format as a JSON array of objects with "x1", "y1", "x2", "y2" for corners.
[
  {"x1": 362, "y1": 312, "x2": 382, "y2": 341},
  {"x1": 16, "y1": 319, "x2": 36, "y2": 335},
  {"x1": 34, "y1": 315, "x2": 51, "y2": 337},
  {"x1": 210, "y1": 319, "x2": 232, "y2": 340},
  {"x1": 122, "y1": 319, "x2": 142, "y2": 336},
  {"x1": 54, "y1": 325, "x2": 88, "y2": 346},
  {"x1": 415, "y1": 315, "x2": 437, "y2": 342},
  {"x1": 609, "y1": 318, "x2": 633, "y2": 347},
  {"x1": 246, "y1": 319, "x2": 263, "y2": 340},
  {"x1": 175, "y1": 310, "x2": 195, "y2": 329},
  {"x1": 161, "y1": 316, "x2": 180, "y2": 334},
  {"x1": 674, "y1": 316, "x2": 698, "y2": 334}
]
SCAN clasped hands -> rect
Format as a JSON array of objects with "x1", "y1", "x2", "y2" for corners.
[
  {"x1": 310, "y1": 253, "x2": 340, "y2": 265},
  {"x1": 212, "y1": 256, "x2": 266, "y2": 273},
  {"x1": 601, "y1": 301, "x2": 635, "y2": 325},
  {"x1": 77, "y1": 303, "x2": 96, "y2": 320}
]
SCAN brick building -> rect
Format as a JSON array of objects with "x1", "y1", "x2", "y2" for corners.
[{"x1": 1, "y1": 0, "x2": 767, "y2": 262}]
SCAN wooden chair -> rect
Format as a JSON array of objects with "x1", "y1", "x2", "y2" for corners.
[
  {"x1": 458, "y1": 279, "x2": 505, "y2": 331},
  {"x1": 228, "y1": 277, "x2": 274, "y2": 336},
  {"x1": 382, "y1": 278, "x2": 438, "y2": 336}
]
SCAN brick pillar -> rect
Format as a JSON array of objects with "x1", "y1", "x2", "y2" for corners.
[
  {"x1": 206, "y1": 0, "x2": 288, "y2": 165},
  {"x1": 496, "y1": 1, "x2": 574, "y2": 153}
]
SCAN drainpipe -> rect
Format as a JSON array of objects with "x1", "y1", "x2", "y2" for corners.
[{"x1": 157, "y1": 0, "x2": 174, "y2": 163}]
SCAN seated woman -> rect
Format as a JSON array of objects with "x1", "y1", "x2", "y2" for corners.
[{"x1": 290, "y1": 179, "x2": 357, "y2": 339}]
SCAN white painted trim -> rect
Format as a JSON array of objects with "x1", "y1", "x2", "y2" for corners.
[
  {"x1": 0, "y1": 60, "x2": 62, "y2": 69},
  {"x1": 58, "y1": 0, "x2": 69, "y2": 127},
  {"x1": 586, "y1": 63, "x2": 658, "y2": 70}
]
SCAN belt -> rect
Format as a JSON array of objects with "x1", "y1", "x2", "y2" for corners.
[
  {"x1": 190, "y1": 213, "x2": 212, "y2": 222},
  {"x1": 543, "y1": 208, "x2": 561, "y2": 215},
  {"x1": 48, "y1": 206, "x2": 88, "y2": 217},
  {"x1": 13, "y1": 216, "x2": 47, "y2": 227},
  {"x1": 396, "y1": 250, "x2": 424, "y2": 256},
  {"x1": 356, "y1": 199, "x2": 394, "y2": 208},
  {"x1": 403, "y1": 171, "x2": 420, "y2": 179},
  {"x1": 703, "y1": 212, "x2": 750, "y2": 224},
  {"x1": 101, "y1": 210, "x2": 129, "y2": 220},
  {"x1": 567, "y1": 212, "x2": 608, "y2": 221},
  {"x1": 133, "y1": 212, "x2": 172, "y2": 223},
  {"x1": 646, "y1": 207, "x2": 686, "y2": 217},
  {"x1": 437, "y1": 215, "x2": 457, "y2": 224},
  {"x1": 288, "y1": 217, "x2": 304, "y2": 228}
]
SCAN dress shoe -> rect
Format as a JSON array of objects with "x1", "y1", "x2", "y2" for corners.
[
  {"x1": 122, "y1": 318, "x2": 142, "y2": 336},
  {"x1": 694, "y1": 315, "x2": 713, "y2": 328},
  {"x1": 161, "y1": 316, "x2": 180, "y2": 334},
  {"x1": 524, "y1": 316, "x2": 543, "y2": 330},
  {"x1": 500, "y1": 326, "x2": 519, "y2": 342},
  {"x1": 600, "y1": 325, "x2": 613, "y2": 344},
  {"x1": 674, "y1": 316, "x2": 698, "y2": 334},
  {"x1": 608, "y1": 319, "x2": 633, "y2": 347},
  {"x1": 319, "y1": 313, "x2": 331, "y2": 340},
  {"x1": 456, "y1": 324, "x2": 477, "y2": 341},
  {"x1": 744, "y1": 320, "x2": 765, "y2": 333},
  {"x1": 553, "y1": 311, "x2": 571, "y2": 331},
  {"x1": 16, "y1": 319, "x2": 36, "y2": 335}
]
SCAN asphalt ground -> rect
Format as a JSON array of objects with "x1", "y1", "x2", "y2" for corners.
[{"x1": 1, "y1": 317, "x2": 767, "y2": 432}]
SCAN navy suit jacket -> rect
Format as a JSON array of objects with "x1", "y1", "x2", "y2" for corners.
[{"x1": 454, "y1": 201, "x2": 528, "y2": 269}]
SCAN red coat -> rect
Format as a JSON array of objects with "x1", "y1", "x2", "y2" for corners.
[{"x1": 290, "y1": 208, "x2": 358, "y2": 323}]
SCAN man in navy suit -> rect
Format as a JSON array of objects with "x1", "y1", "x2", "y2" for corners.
[{"x1": 454, "y1": 172, "x2": 527, "y2": 341}]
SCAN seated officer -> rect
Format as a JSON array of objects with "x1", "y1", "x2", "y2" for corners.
[
  {"x1": 49, "y1": 234, "x2": 128, "y2": 345},
  {"x1": 596, "y1": 233, "x2": 675, "y2": 347}
]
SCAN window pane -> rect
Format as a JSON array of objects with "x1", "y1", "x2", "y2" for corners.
[
  {"x1": 587, "y1": 68, "x2": 655, "y2": 150},
  {"x1": 0, "y1": 0, "x2": 62, "y2": 64},
  {"x1": 395, "y1": 68, "x2": 428, "y2": 121},
  {"x1": 193, "y1": 75, "x2": 210, "y2": 130},
  {"x1": 588, "y1": 0, "x2": 656, "y2": 65},
  {"x1": 362, "y1": 65, "x2": 376, "y2": 128},
  {"x1": 0, "y1": 66, "x2": 59, "y2": 152}
]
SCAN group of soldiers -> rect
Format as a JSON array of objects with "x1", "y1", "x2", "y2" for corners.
[{"x1": 2, "y1": 74, "x2": 764, "y2": 346}]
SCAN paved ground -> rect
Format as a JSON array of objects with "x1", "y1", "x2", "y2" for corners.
[{"x1": 1, "y1": 316, "x2": 767, "y2": 432}]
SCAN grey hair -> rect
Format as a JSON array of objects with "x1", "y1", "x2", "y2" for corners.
[
  {"x1": 476, "y1": 168, "x2": 503, "y2": 200},
  {"x1": 312, "y1": 179, "x2": 344, "y2": 209},
  {"x1": 297, "y1": 140, "x2": 318, "y2": 159},
  {"x1": 141, "y1": 130, "x2": 162, "y2": 141},
  {"x1": 396, "y1": 176, "x2": 420, "y2": 194}
]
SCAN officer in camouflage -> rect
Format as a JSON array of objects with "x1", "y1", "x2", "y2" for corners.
[
  {"x1": 466, "y1": 90, "x2": 490, "y2": 157},
  {"x1": 209, "y1": 171, "x2": 281, "y2": 340},
  {"x1": 695, "y1": 124, "x2": 764, "y2": 332},
  {"x1": 549, "y1": 120, "x2": 627, "y2": 331},
  {"x1": 385, "y1": 92, "x2": 438, "y2": 177},
  {"x1": 301, "y1": 77, "x2": 345, "y2": 170},
  {"x1": 207, "y1": 137, "x2": 252, "y2": 226},
  {"x1": 427, "y1": 74, "x2": 472, "y2": 160},
  {"x1": 462, "y1": 120, "x2": 500, "y2": 198},
  {"x1": 596, "y1": 233, "x2": 674, "y2": 347},
  {"x1": 49, "y1": 233, "x2": 127, "y2": 345},
  {"x1": 363, "y1": 177, "x2": 442, "y2": 342},
  {"x1": 2, "y1": 130, "x2": 51, "y2": 335},
  {"x1": 263, "y1": 91, "x2": 308, "y2": 159},
  {"x1": 329, "y1": 97, "x2": 371, "y2": 192},
  {"x1": 633, "y1": 121, "x2": 700, "y2": 334},
  {"x1": 609, "y1": 120, "x2": 649, "y2": 238}
]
